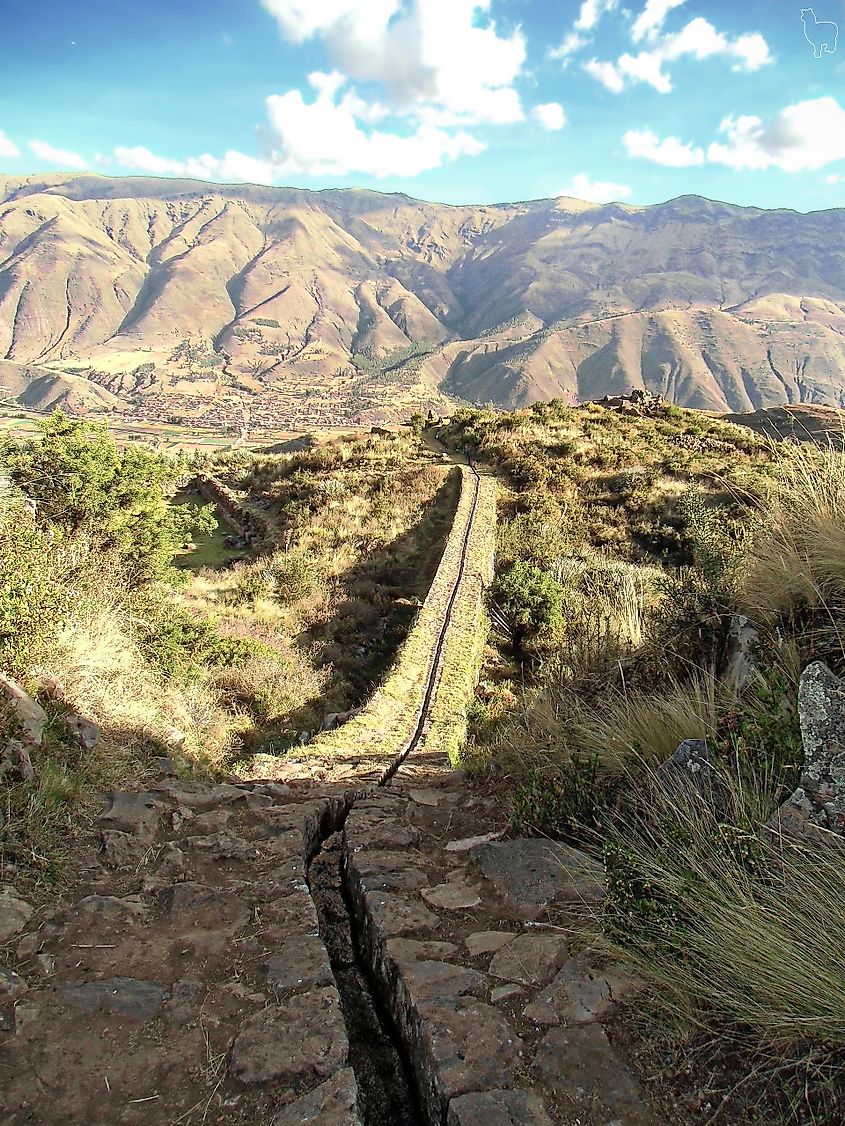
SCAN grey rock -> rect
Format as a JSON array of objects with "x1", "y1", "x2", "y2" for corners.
[
  {"x1": 272, "y1": 1067, "x2": 362, "y2": 1124},
  {"x1": 0, "y1": 673, "x2": 46, "y2": 745},
  {"x1": 353, "y1": 849, "x2": 431, "y2": 892},
  {"x1": 490, "y1": 983, "x2": 525, "y2": 1004},
  {"x1": 531, "y1": 1023, "x2": 653, "y2": 1123},
  {"x1": 473, "y1": 839, "x2": 604, "y2": 919},
  {"x1": 386, "y1": 938, "x2": 459, "y2": 964},
  {"x1": 0, "y1": 888, "x2": 34, "y2": 943},
  {"x1": 98, "y1": 791, "x2": 161, "y2": 837},
  {"x1": 791, "y1": 661, "x2": 845, "y2": 833},
  {"x1": 257, "y1": 782, "x2": 292, "y2": 800},
  {"x1": 230, "y1": 987, "x2": 348, "y2": 1084},
  {"x1": 654, "y1": 739, "x2": 716, "y2": 803},
  {"x1": 163, "y1": 979, "x2": 206, "y2": 1022},
  {"x1": 61, "y1": 977, "x2": 168, "y2": 1020},
  {"x1": 446, "y1": 830, "x2": 506, "y2": 852},
  {"x1": 365, "y1": 892, "x2": 439, "y2": 937},
  {"x1": 465, "y1": 930, "x2": 516, "y2": 958},
  {"x1": 62, "y1": 713, "x2": 100, "y2": 750},
  {"x1": 723, "y1": 614, "x2": 760, "y2": 691},
  {"x1": 408, "y1": 787, "x2": 445, "y2": 807},
  {"x1": 1, "y1": 740, "x2": 35, "y2": 783},
  {"x1": 264, "y1": 934, "x2": 334, "y2": 993},
  {"x1": 448, "y1": 1089, "x2": 553, "y2": 1125},
  {"x1": 154, "y1": 781, "x2": 246, "y2": 810},
  {"x1": 488, "y1": 933, "x2": 568, "y2": 987},
  {"x1": 421, "y1": 881, "x2": 483, "y2": 911},
  {"x1": 418, "y1": 997, "x2": 523, "y2": 1117},
  {"x1": 71, "y1": 894, "x2": 146, "y2": 920},
  {"x1": 182, "y1": 832, "x2": 259, "y2": 862},
  {"x1": 0, "y1": 965, "x2": 28, "y2": 1000},
  {"x1": 402, "y1": 960, "x2": 488, "y2": 1003},
  {"x1": 523, "y1": 955, "x2": 639, "y2": 1025},
  {"x1": 100, "y1": 829, "x2": 141, "y2": 868}
]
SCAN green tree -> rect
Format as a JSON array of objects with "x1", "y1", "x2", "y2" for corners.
[
  {"x1": 493, "y1": 560, "x2": 564, "y2": 653},
  {"x1": 0, "y1": 410, "x2": 213, "y2": 583},
  {"x1": 0, "y1": 507, "x2": 62, "y2": 674}
]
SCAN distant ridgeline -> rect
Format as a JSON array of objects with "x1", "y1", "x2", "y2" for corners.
[{"x1": 0, "y1": 175, "x2": 843, "y2": 426}]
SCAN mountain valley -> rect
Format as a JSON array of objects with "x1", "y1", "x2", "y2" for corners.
[{"x1": 1, "y1": 174, "x2": 844, "y2": 427}]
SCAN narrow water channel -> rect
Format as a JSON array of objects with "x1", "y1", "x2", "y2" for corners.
[{"x1": 309, "y1": 829, "x2": 424, "y2": 1126}]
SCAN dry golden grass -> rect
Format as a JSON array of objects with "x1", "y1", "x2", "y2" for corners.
[
  {"x1": 743, "y1": 443, "x2": 845, "y2": 617},
  {"x1": 602, "y1": 767, "x2": 845, "y2": 1044},
  {"x1": 567, "y1": 671, "x2": 723, "y2": 768}
]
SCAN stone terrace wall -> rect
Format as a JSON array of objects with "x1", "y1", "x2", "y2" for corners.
[
  {"x1": 289, "y1": 465, "x2": 496, "y2": 781},
  {"x1": 195, "y1": 473, "x2": 270, "y2": 549}
]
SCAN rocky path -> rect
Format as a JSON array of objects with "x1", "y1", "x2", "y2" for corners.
[
  {"x1": 0, "y1": 765, "x2": 662, "y2": 1125},
  {"x1": 1, "y1": 461, "x2": 665, "y2": 1124}
]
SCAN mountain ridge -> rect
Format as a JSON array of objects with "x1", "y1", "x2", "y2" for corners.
[{"x1": 1, "y1": 173, "x2": 844, "y2": 426}]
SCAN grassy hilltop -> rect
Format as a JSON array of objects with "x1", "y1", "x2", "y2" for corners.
[
  {"x1": 3, "y1": 398, "x2": 845, "y2": 1119},
  {"x1": 1, "y1": 412, "x2": 456, "y2": 873},
  {"x1": 441, "y1": 397, "x2": 845, "y2": 1121}
]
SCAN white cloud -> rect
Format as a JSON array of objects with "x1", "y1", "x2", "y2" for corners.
[
  {"x1": 825, "y1": 173, "x2": 843, "y2": 184},
  {"x1": 28, "y1": 140, "x2": 87, "y2": 169},
  {"x1": 259, "y1": 0, "x2": 400, "y2": 44},
  {"x1": 260, "y1": 0, "x2": 526, "y2": 126},
  {"x1": 265, "y1": 76, "x2": 484, "y2": 177},
  {"x1": 550, "y1": 30, "x2": 589, "y2": 61},
  {"x1": 252, "y1": 0, "x2": 530, "y2": 177},
  {"x1": 552, "y1": 0, "x2": 617, "y2": 62},
  {"x1": 113, "y1": 69, "x2": 486, "y2": 184},
  {"x1": 575, "y1": 0, "x2": 618, "y2": 32},
  {"x1": 630, "y1": 0, "x2": 686, "y2": 42},
  {"x1": 584, "y1": 58, "x2": 626, "y2": 92},
  {"x1": 708, "y1": 97, "x2": 845, "y2": 172},
  {"x1": 617, "y1": 49, "x2": 672, "y2": 92},
  {"x1": 114, "y1": 145, "x2": 183, "y2": 175},
  {"x1": 0, "y1": 130, "x2": 20, "y2": 159},
  {"x1": 531, "y1": 103, "x2": 566, "y2": 131},
  {"x1": 584, "y1": 15, "x2": 772, "y2": 93},
  {"x1": 623, "y1": 127, "x2": 704, "y2": 166},
  {"x1": 114, "y1": 145, "x2": 276, "y2": 183},
  {"x1": 562, "y1": 172, "x2": 633, "y2": 203}
]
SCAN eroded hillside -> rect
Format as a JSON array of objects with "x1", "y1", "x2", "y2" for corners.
[{"x1": 1, "y1": 174, "x2": 844, "y2": 425}]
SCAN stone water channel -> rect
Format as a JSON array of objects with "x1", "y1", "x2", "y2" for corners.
[{"x1": 0, "y1": 462, "x2": 665, "y2": 1125}]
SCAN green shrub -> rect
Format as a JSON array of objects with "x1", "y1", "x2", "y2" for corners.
[
  {"x1": 493, "y1": 561, "x2": 564, "y2": 650},
  {"x1": 271, "y1": 552, "x2": 321, "y2": 605},
  {"x1": 0, "y1": 511, "x2": 63, "y2": 674},
  {"x1": 1, "y1": 410, "x2": 211, "y2": 584},
  {"x1": 137, "y1": 603, "x2": 267, "y2": 679},
  {"x1": 510, "y1": 755, "x2": 608, "y2": 842}
]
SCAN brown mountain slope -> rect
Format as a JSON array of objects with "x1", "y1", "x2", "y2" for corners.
[{"x1": 0, "y1": 174, "x2": 843, "y2": 426}]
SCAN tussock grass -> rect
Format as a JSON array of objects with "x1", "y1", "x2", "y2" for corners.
[
  {"x1": 602, "y1": 766, "x2": 845, "y2": 1044},
  {"x1": 567, "y1": 671, "x2": 723, "y2": 768},
  {"x1": 744, "y1": 443, "x2": 845, "y2": 617}
]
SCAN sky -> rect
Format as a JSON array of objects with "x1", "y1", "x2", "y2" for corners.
[{"x1": 1, "y1": 0, "x2": 844, "y2": 211}]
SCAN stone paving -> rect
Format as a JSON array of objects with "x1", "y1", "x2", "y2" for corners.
[
  {"x1": 0, "y1": 459, "x2": 664, "y2": 1124},
  {"x1": 0, "y1": 766, "x2": 663, "y2": 1125},
  {"x1": 345, "y1": 774, "x2": 659, "y2": 1126}
]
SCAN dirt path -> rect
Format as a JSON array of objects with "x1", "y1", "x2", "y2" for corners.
[{"x1": 0, "y1": 451, "x2": 667, "y2": 1125}]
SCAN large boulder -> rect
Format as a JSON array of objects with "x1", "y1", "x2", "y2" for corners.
[
  {"x1": 772, "y1": 662, "x2": 845, "y2": 837},
  {"x1": 0, "y1": 674, "x2": 46, "y2": 747}
]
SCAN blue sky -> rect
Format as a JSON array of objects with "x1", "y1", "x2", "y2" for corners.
[{"x1": 1, "y1": 0, "x2": 844, "y2": 210}]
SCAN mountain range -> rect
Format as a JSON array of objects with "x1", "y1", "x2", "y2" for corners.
[{"x1": 1, "y1": 173, "x2": 844, "y2": 428}]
